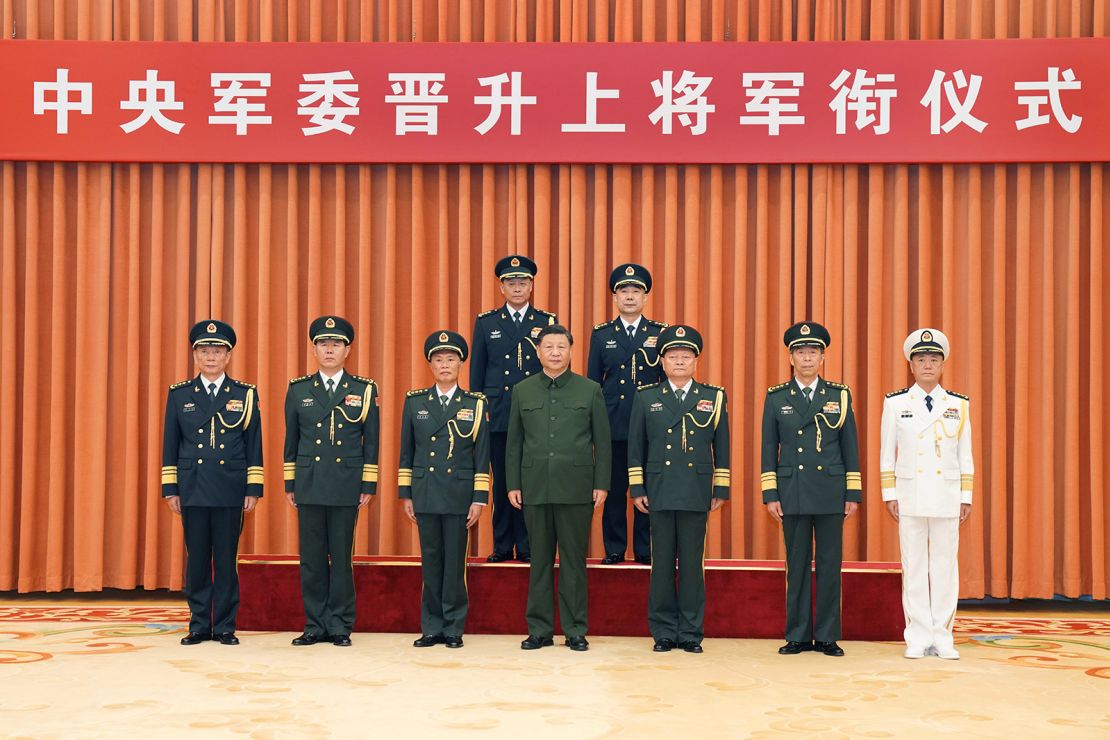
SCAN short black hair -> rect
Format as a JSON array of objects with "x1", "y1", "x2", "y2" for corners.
[{"x1": 537, "y1": 324, "x2": 573, "y2": 346}]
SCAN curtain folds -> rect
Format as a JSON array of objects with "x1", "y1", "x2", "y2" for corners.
[{"x1": 0, "y1": 1, "x2": 1105, "y2": 599}]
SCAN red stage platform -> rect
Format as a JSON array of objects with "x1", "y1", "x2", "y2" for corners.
[{"x1": 238, "y1": 555, "x2": 904, "y2": 641}]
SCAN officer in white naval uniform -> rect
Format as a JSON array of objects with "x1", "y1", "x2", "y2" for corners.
[{"x1": 879, "y1": 328, "x2": 973, "y2": 660}]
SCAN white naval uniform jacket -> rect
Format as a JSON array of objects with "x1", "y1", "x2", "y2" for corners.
[{"x1": 879, "y1": 384, "x2": 974, "y2": 517}]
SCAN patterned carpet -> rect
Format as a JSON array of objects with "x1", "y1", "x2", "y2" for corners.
[{"x1": 0, "y1": 604, "x2": 1107, "y2": 738}]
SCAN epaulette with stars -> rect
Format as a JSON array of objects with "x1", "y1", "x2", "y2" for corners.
[
  {"x1": 886, "y1": 387, "x2": 910, "y2": 398},
  {"x1": 231, "y1": 379, "x2": 256, "y2": 389},
  {"x1": 767, "y1": 381, "x2": 790, "y2": 393},
  {"x1": 593, "y1": 320, "x2": 612, "y2": 331},
  {"x1": 645, "y1": 317, "x2": 668, "y2": 327},
  {"x1": 477, "y1": 307, "x2": 499, "y2": 318},
  {"x1": 825, "y1": 380, "x2": 851, "y2": 390},
  {"x1": 462, "y1": 389, "x2": 487, "y2": 400},
  {"x1": 948, "y1": 390, "x2": 969, "y2": 401},
  {"x1": 289, "y1": 374, "x2": 313, "y2": 385},
  {"x1": 347, "y1": 374, "x2": 376, "y2": 386},
  {"x1": 407, "y1": 387, "x2": 431, "y2": 397},
  {"x1": 700, "y1": 382, "x2": 725, "y2": 392},
  {"x1": 169, "y1": 379, "x2": 192, "y2": 390},
  {"x1": 636, "y1": 381, "x2": 662, "y2": 392}
]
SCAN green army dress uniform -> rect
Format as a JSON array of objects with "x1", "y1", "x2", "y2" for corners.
[
  {"x1": 761, "y1": 323, "x2": 861, "y2": 647},
  {"x1": 506, "y1": 369, "x2": 611, "y2": 640},
  {"x1": 284, "y1": 316, "x2": 380, "y2": 641},
  {"x1": 398, "y1": 331, "x2": 491, "y2": 640},
  {"x1": 627, "y1": 325, "x2": 730, "y2": 648}
]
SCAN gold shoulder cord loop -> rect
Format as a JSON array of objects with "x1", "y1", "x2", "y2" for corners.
[
  {"x1": 445, "y1": 398, "x2": 485, "y2": 460},
  {"x1": 680, "y1": 390, "x2": 724, "y2": 451},
  {"x1": 932, "y1": 398, "x2": 968, "y2": 457},
  {"x1": 216, "y1": 387, "x2": 255, "y2": 431},
  {"x1": 812, "y1": 388, "x2": 848, "y2": 453}
]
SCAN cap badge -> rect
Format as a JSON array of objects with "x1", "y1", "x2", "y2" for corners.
[
  {"x1": 921, "y1": 330, "x2": 933, "y2": 342},
  {"x1": 800, "y1": 324, "x2": 811, "y2": 335},
  {"x1": 325, "y1": 317, "x2": 336, "y2": 329},
  {"x1": 510, "y1": 257, "x2": 521, "y2": 267},
  {"x1": 439, "y1": 332, "x2": 449, "y2": 342},
  {"x1": 675, "y1": 327, "x2": 686, "y2": 337},
  {"x1": 206, "y1": 323, "x2": 216, "y2": 333},
  {"x1": 625, "y1": 265, "x2": 635, "y2": 275}
]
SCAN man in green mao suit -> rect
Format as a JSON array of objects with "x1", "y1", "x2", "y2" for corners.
[
  {"x1": 284, "y1": 315, "x2": 380, "y2": 647},
  {"x1": 627, "y1": 325, "x2": 729, "y2": 654},
  {"x1": 398, "y1": 330, "x2": 490, "y2": 650},
  {"x1": 761, "y1": 321, "x2": 861, "y2": 657},
  {"x1": 506, "y1": 325, "x2": 611, "y2": 652}
]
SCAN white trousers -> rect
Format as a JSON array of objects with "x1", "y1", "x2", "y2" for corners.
[{"x1": 898, "y1": 514, "x2": 960, "y2": 650}]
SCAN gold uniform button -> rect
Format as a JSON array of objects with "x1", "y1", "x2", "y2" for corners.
[
  {"x1": 665, "y1": 461, "x2": 671, "y2": 466},
  {"x1": 688, "y1": 463, "x2": 694, "y2": 468},
  {"x1": 918, "y1": 468, "x2": 923, "y2": 473},
  {"x1": 338, "y1": 423, "x2": 344, "y2": 429},
  {"x1": 429, "y1": 466, "x2": 435, "y2": 472},
  {"x1": 219, "y1": 460, "x2": 225, "y2": 465},
  {"x1": 504, "y1": 386, "x2": 509, "y2": 391},
  {"x1": 197, "y1": 428, "x2": 203, "y2": 433},
  {"x1": 817, "y1": 465, "x2": 823, "y2": 471},
  {"x1": 619, "y1": 379, "x2": 625, "y2": 384},
  {"x1": 219, "y1": 444, "x2": 225, "y2": 450},
  {"x1": 197, "y1": 459, "x2": 204, "y2": 465},
  {"x1": 220, "y1": 430, "x2": 225, "y2": 435},
  {"x1": 936, "y1": 470, "x2": 942, "y2": 475},
  {"x1": 316, "y1": 440, "x2": 322, "y2": 444},
  {"x1": 797, "y1": 447, "x2": 803, "y2": 453},
  {"x1": 666, "y1": 444, "x2": 672, "y2": 450},
  {"x1": 317, "y1": 423, "x2": 322, "y2": 428},
  {"x1": 797, "y1": 430, "x2": 804, "y2": 436},
  {"x1": 430, "y1": 451, "x2": 435, "y2": 457},
  {"x1": 505, "y1": 370, "x2": 510, "y2": 375},
  {"x1": 337, "y1": 441, "x2": 343, "y2": 446},
  {"x1": 315, "y1": 456, "x2": 321, "y2": 462},
  {"x1": 668, "y1": 429, "x2": 673, "y2": 434},
  {"x1": 505, "y1": 354, "x2": 510, "y2": 359},
  {"x1": 431, "y1": 436, "x2": 437, "y2": 442},
  {"x1": 798, "y1": 464, "x2": 805, "y2": 470},
  {"x1": 620, "y1": 395, "x2": 625, "y2": 400},
  {"x1": 447, "y1": 468, "x2": 452, "y2": 474},
  {"x1": 197, "y1": 443, "x2": 203, "y2": 449},
  {"x1": 525, "y1": 371, "x2": 531, "y2": 375},
  {"x1": 336, "y1": 458, "x2": 342, "y2": 463}
]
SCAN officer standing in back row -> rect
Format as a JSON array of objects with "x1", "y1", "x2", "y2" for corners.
[
  {"x1": 470, "y1": 255, "x2": 557, "y2": 563},
  {"x1": 587, "y1": 263, "x2": 666, "y2": 565}
]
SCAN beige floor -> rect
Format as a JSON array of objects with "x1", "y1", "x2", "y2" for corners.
[{"x1": 1, "y1": 616, "x2": 1107, "y2": 739}]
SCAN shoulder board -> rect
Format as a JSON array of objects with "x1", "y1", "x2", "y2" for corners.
[
  {"x1": 825, "y1": 380, "x2": 850, "y2": 390},
  {"x1": 462, "y1": 389, "x2": 486, "y2": 400},
  {"x1": 349, "y1": 374, "x2": 376, "y2": 386},
  {"x1": 646, "y1": 318, "x2": 668, "y2": 327},
  {"x1": 767, "y1": 382, "x2": 790, "y2": 393},
  {"x1": 886, "y1": 387, "x2": 910, "y2": 398},
  {"x1": 536, "y1": 308, "x2": 556, "y2": 318},
  {"x1": 948, "y1": 390, "x2": 969, "y2": 401},
  {"x1": 406, "y1": 387, "x2": 431, "y2": 397},
  {"x1": 477, "y1": 308, "x2": 499, "y2": 318},
  {"x1": 230, "y1": 379, "x2": 256, "y2": 389},
  {"x1": 636, "y1": 382, "x2": 662, "y2": 392},
  {"x1": 593, "y1": 320, "x2": 612, "y2": 331},
  {"x1": 700, "y1": 382, "x2": 725, "y2": 392},
  {"x1": 169, "y1": 379, "x2": 192, "y2": 390},
  {"x1": 289, "y1": 374, "x2": 313, "y2": 385}
]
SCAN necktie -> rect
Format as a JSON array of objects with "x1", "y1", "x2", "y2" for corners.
[
  {"x1": 440, "y1": 394, "x2": 450, "y2": 410},
  {"x1": 627, "y1": 325, "x2": 636, "y2": 341},
  {"x1": 208, "y1": 383, "x2": 218, "y2": 410},
  {"x1": 513, "y1": 311, "x2": 523, "y2": 327},
  {"x1": 674, "y1": 387, "x2": 685, "y2": 403},
  {"x1": 804, "y1": 387, "x2": 813, "y2": 407},
  {"x1": 326, "y1": 378, "x2": 335, "y2": 398},
  {"x1": 925, "y1": 394, "x2": 933, "y2": 412}
]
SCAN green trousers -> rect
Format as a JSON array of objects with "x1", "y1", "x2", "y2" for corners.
[
  {"x1": 522, "y1": 502, "x2": 593, "y2": 638},
  {"x1": 297, "y1": 504, "x2": 359, "y2": 637},
  {"x1": 648, "y1": 509, "x2": 708, "y2": 644},
  {"x1": 415, "y1": 512, "x2": 470, "y2": 636},
  {"x1": 782, "y1": 513, "x2": 844, "y2": 643}
]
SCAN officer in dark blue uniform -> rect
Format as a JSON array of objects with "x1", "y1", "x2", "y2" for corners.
[
  {"x1": 399, "y1": 330, "x2": 490, "y2": 649},
  {"x1": 162, "y1": 320, "x2": 263, "y2": 646},
  {"x1": 586, "y1": 263, "x2": 666, "y2": 564},
  {"x1": 470, "y1": 255, "x2": 557, "y2": 563}
]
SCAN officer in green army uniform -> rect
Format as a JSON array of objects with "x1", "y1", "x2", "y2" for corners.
[
  {"x1": 506, "y1": 325, "x2": 611, "y2": 652},
  {"x1": 284, "y1": 316, "x2": 380, "y2": 647},
  {"x1": 761, "y1": 321, "x2": 861, "y2": 657},
  {"x1": 398, "y1": 331, "x2": 491, "y2": 650},
  {"x1": 162, "y1": 320, "x2": 263, "y2": 646},
  {"x1": 627, "y1": 325, "x2": 729, "y2": 653}
]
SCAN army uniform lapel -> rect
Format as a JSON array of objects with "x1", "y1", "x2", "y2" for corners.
[
  {"x1": 194, "y1": 375, "x2": 228, "y2": 427},
  {"x1": 426, "y1": 389, "x2": 453, "y2": 431},
  {"x1": 614, "y1": 319, "x2": 634, "y2": 353},
  {"x1": 785, "y1": 380, "x2": 810, "y2": 422},
  {"x1": 311, "y1": 373, "x2": 344, "y2": 423},
  {"x1": 914, "y1": 385, "x2": 947, "y2": 433},
  {"x1": 797, "y1": 378, "x2": 829, "y2": 427}
]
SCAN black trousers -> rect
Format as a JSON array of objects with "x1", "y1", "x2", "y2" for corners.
[
  {"x1": 297, "y1": 504, "x2": 359, "y2": 637},
  {"x1": 782, "y1": 513, "x2": 844, "y2": 643},
  {"x1": 181, "y1": 505, "x2": 243, "y2": 635},
  {"x1": 489, "y1": 431, "x2": 529, "y2": 557},
  {"x1": 601, "y1": 440, "x2": 651, "y2": 558},
  {"x1": 648, "y1": 509, "x2": 708, "y2": 644},
  {"x1": 416, "y1": 512, "x2": 470, "y2": 636}
]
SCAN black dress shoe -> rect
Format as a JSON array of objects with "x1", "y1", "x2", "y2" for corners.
[
  {"x1": 413, "y1": 634, "x2": 444, "y2": 648},
  {"x1": 332, "y1": 634, "x2": 352, "y2": 647},
  {"x1": 486, "y1": 551, "x2": 512, "y2": 563},
  {"x1": 679, "y1": 641, "x2": 703, "y2": 654},
  {"x1": 215, "y1": 632, "x2": 239, "y2": 645},
  {"x1": 652, "y1": 638, "x2": 675, "y2": 652},
  {"x1": 291, "y1": 632, "x2": 322, "y2": 646},
  {"x1": 516, "y1": 553, "x2": 531, "y2": 563},
  {"x1": 600, "y1": 553, "x2": 625, "y2": 565},
  {"x1": 814, "y1": 641, "x2": 844, "y2": 656},
  {"x1": 778, "y1": 640, "x2": 813, "y2": 655},
  {"x1": 444, "y1": 635, "x2": 464, "y2": 649},
  {"x1": 520, "y1": 635, "x2": 554, "y2": 650},
  {"x1": 180, "y1": 632, "x2": 211, "y2": 646},
  {"x1": 565, "y1": 636, "x2": 589, "y2": 652},
  {"x1": 635, "y1": 555, "x2": 652, "y2": 565}
]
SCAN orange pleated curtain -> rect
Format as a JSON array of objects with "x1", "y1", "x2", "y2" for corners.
[{"x1": 0, "y1": 1, "x2": 1105, "y2": 600}]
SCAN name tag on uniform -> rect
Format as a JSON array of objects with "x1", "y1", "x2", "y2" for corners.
[
  {"x1": 416, "y1": 410, "x2": 430, "y2": 420},
  {"x1": 183, "y1": 402, "x2": 197, "y2": 413},
  {"x1": 943, "y1": 408, "x2": 960, "y2": 420},
  {"x1": 530, "y1": 326, "x2": 542, "y2": 338},
  {"x1": 605, "y1": 339, "x2": 617, "y2": 348},
  {"x1": 696, "y1": 400, "x2": 714, "y2": 413},
  {"x1": 822, "y1": 401, "x2": 840, "y2": 414},
  {"x1": 302, "y1": 398, "x2": 315, "y2": 407},
  {"x1": 225, "y1": 399, "x2": 243, "y2": 412},
  {"x1": 650, "y1": 402, "x2": 663, "y2": 412},
  {"x1": 457, "y1": 408, "x2": 474, "y2": 422},
  {"x1": 344, "y1": 394, "x2": 362, "y2": 407},
  {"x1": 900, "y1": 411, "x2": 914, "y2": 418},
  {"x1": 780, "y1": 405, "x2": 793, "y2": 415},
  {"x1": 490, "y1": 329, "x2": 502, "y2": 339},
  {"x1": 643, "y1": 336, "x2": 658, "y2": 348}
]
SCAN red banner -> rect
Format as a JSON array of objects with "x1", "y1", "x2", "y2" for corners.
[{"x1": 1, "y1": 38, "x2": 1106, "y2": 164}]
